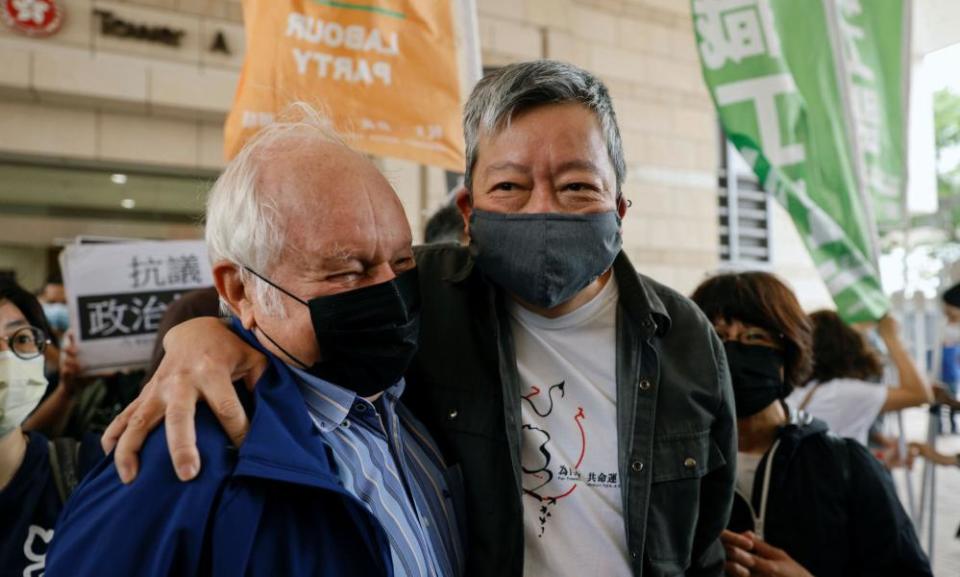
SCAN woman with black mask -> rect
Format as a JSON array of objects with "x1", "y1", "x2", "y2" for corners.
[{"x1": 691, "y1": 272, "x2": 932, "y2": 577}]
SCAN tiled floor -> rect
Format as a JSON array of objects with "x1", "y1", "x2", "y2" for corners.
[{"x1": 890, "y1": 407, "x2": 960, "y2": 576}]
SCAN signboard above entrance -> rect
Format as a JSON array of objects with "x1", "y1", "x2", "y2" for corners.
[{"x1": 1, "y1": 0, "x2": 63, "y2": 37}]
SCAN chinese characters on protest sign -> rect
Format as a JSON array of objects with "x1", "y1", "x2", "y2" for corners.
[{"x1": 62, "y1": 240, "x2": 213, "y2": 373}]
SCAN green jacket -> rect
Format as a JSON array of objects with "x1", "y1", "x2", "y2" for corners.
[{"x1": 405, "y1": 244, "x2": 736, "y2": 576}]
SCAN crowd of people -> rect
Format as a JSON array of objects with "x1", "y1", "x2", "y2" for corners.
[{"x1": 1, "y1": 59, "x2": 958, "y2": 576}]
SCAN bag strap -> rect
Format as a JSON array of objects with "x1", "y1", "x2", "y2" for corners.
[
  {"x1": 48, "y1": 437, "x2": 81, "y2": 505},
  {"x1": 798, "y1": 383, "x2": 823, "y2": 411}
]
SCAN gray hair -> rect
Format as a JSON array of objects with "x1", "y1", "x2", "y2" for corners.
[
  {"x1": 463, "y1": 60, "x2": 627, "y2": 195},
  {"x1": 205, "y1": 102, "x2": 343, "y2": 317}
]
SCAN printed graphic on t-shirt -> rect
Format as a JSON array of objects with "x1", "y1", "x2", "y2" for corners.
[
  {"x1": 521, "y1": 381, "x2": 619, "y2": 538},
  {"x1": 23, "y1": 524, "x2": 52, "y2": 577},
  {"x1": 512, "y1": 275, "x2": 630, "y2": 575}
]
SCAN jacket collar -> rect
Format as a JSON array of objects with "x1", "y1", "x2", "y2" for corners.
[
  {"x1": 611, "y1": 251, "x2": 671, "y2": 336},
  {"x1": 445, "y1": 247, "x2": 672, "y2": 337},
  {"x1": 227, "y1": 318, "x2": 344, "y2": 492},
  {"x1": 443, "y1": 244, "x2": 475, "y2": 284}
]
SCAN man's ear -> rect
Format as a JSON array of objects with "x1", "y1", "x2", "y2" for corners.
[
  {"x1": 213, "y1": 261, "x2": 257, "y2": 330},
  {"x1": 617, "y1": 193, "x2": 629, "y2": 220},
  {"x1": 455, "y1": 185, "x2": 472, "y2": 238}
]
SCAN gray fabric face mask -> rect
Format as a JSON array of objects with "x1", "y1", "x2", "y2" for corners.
[{"x1": 468, "y1": 209, "x2": 622, "y2": 309}]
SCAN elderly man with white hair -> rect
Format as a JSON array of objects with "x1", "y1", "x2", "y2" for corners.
[
  {"x1": 44, "y1": 108, "x2": 464, "y2": 577},
  {"x1": 102, "y1": 60, "x2": 737, "y2": 577}
]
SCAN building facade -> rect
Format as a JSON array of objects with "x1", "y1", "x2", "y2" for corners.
[{"x1": 0, "y1": 0, "x2": 830, "y2": 307}]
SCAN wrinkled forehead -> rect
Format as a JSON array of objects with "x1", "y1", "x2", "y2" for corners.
[
  {"x1": 480, "y1": 100, "x2": 604, "y2": 139},
  {"x1": 261, "y1": 139, "x2": 399, "y2": 212},
  {"x1": 262, "y1": 155, "x2": 411, "y2": 267},
  {"x1": 475, "y1": 103, "x2": 612, "y2": 168}
]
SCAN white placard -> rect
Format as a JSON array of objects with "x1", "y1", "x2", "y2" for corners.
[{"x1": 61, "y1": 240, "x2": 213, "y2": 374}]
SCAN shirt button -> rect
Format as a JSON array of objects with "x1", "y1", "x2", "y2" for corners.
[
  {"x1": 447, "y1": 409, "x2": 459, "y2": 420},
  {"x1": 631, "y1": 551, "x2": 638, "y2": 560},
  {"x1": 638, "y1": 379, "x2": 651, "y2": 391},
  {"x1": 631, "y1": 460, "x2": 644, "y2": 473},
  {"x1": 354, "y1": 403, "x2": 367, "y2": 413},
  {"x1": 684, "y1": 457, "x2": 698, "y2": 469},
  {"x1": 341, "y1": 420, "x2": 351, "y2": 429}
]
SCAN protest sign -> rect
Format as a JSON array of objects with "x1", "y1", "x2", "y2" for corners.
[{"x1": 61, "y1": 240, "x2": 213, "y2": 373}]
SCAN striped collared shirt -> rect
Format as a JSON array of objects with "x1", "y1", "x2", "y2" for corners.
[{"x1": 293, "y1": 368, "x2": 462, "y2": 577}]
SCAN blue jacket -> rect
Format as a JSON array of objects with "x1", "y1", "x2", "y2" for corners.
[{"x1": 46, "y1": 329, "x2": 401, "y2": 577}]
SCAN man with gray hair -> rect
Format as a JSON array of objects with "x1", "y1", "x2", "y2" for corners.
[
  {"x1": 45, "y1": 108, "x2": 464, "y2": 577},
  {"x1": 103, "y1": 60, "x2": 735, "y2": 576}
]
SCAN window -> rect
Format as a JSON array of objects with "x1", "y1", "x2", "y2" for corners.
[{"x1": 718, "y1": 138, "x2": 773, "y2": 264}]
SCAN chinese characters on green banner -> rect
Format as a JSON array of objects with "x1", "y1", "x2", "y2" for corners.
[{"x1": 692, "y1": 0, "x2": 908, "y2": 322}]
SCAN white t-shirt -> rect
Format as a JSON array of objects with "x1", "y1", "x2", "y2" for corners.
[
  {"x1": 785, "y1": 379, "x2": 888, "y2": 445},
  {"x1": 509, "y1": 275, "x2": 631, "y2": 576}
]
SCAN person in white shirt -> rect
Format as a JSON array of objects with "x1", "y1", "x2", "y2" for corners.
[{"x1": 786, "y1": 311, "x2": 932, "y2": 447}]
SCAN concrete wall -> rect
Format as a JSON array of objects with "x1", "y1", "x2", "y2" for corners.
[
  {"x1": 0, "y1": 245, "x2": 47, "y2": 291},
  {"x1": 0, "y1": 0, "x2": 829, "y2": 303},
  {"x1": 0, "y1": 0, "x2": 242, "y2": 171}
]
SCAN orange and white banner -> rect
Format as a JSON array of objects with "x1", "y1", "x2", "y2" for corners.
[{"x1": 225, "y1": 0, "x2": 466, "y2": 171}]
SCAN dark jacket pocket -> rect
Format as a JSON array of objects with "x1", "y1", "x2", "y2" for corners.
[{"x1": 645, "y1": 430, "x2": 726, "y2": 566}]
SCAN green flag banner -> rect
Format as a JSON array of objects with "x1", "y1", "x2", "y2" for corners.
[{"x1": 691, "y1": 0, "x2": 909, "y2": 322}]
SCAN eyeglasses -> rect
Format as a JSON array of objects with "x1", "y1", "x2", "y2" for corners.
[
  {"x1": 727, "y1": 328, "x2": 783, "y2": 350},
  {"x1": 1, "y1": 326, "x2": 50, "y2": 360},
  {"x1": 714, "y1": 321, "x2": 784, "y2": 350}
]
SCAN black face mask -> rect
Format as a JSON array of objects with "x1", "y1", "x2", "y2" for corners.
[
  {"x1": 723, "y1": 341, "x2": 787, "y2": 419},
  {"x1": 468, "y1": 209, "x2": 622, "y2": 309},
  {"x1": 246, "y1": 267, "x2": 421, "y2": 397}
]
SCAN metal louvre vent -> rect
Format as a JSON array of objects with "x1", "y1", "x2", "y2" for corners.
[{"x1": 719, "y1": 139, "x2": 772, "y2": 264}]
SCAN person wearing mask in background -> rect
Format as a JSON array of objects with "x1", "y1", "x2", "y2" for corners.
[
  {"x1": 35, "y1": 274, "x2": 67, "y2": 386},
  {"x1": 22, "y1": 273, "x2": 91, "y2": 438},
  {"x1": 37, "y1": 274, "x2": 68, "y2": 344},
  {"x1": 691, "y1": 272, "x2": 932, "y2": 577},
  {"x1": 46, "y1": 108, "x2": 463, "y2": 577},
  {"x1": 94, "y1": 60, "x2": 737, "y2": 577},
  {"x1": 0, "y1": 282, "x2": 101, "y2": 577},
  {"x1": 19, "y1": 331, "x2": 88, "y2": 439},
  {"x1": 787, "y1": 310, "x2": 932, "y2": 447}
]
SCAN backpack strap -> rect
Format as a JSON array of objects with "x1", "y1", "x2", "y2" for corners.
[
  {"x1": 798, "y1": 383, "x2": 823, "y2": 411},
  {"x1": 48, "y1": 437, "x2": 81, "y2": 505}
]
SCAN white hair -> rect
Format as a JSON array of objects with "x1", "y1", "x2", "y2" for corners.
[{"x1": 205, "y1": 102, "x2": 344, "y2": 317}]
